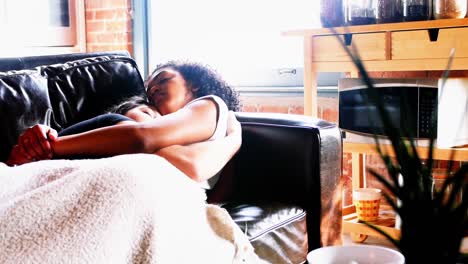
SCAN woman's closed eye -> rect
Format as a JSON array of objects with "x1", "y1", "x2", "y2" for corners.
[
  {"x1": 148, "y1": 77, "x2": 172, "y2": 95},
  {"x1": 147, "y1": 86, "x2": 157, "y2": 98},
  {"x1": 157, "y1": 77, "x2": 170, "y2": 85}
]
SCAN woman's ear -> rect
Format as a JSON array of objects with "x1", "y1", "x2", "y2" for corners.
[
  {"x1": 191, "y1": 85, "x2": 200, "y2": 92},
  {"x1": 190, "y1": 86, "x2": 200, "y2": 95}
]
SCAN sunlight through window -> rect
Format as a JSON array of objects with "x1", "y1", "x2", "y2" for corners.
[{"x1": 149, "y1": 0, "x2": 321, "y2": 87}]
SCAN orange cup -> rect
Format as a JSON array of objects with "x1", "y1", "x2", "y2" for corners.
[{"x1": 353, "y1": 188, "x2": 382, "y2": 222}]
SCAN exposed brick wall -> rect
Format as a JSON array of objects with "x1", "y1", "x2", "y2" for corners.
[
  {"x1": 369, "y1": 70, "x2": 468, "y2": 78},
  {"x1": 84, "y1": 0, "x2": 133, "y2": 54},
  {"x1": 240, "y1": 94, "x2": 340, "y2": 118},
  {"x1": 240, "y1": 96, "x2": 304, "y2": 114}
]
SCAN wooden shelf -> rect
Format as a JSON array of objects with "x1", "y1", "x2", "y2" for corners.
[
  {"x1": 343, "y1": 204, "x2": 401, "y2": 241},
  {"x1": 284, "y1": 18, "x2": 468, "y2": 116},
  {"x1": 283, "y1": 18, "x2": 468, "y2": 37},
  {"x1": 285, "y1": 18, "x2": 468, "y2": 244},
  {"x1": 344, "y1": 142, "x2": 468, "y2": 161}
]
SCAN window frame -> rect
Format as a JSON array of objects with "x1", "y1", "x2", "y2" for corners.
[
  {"x1": 0, "y1": 0, "x2": 86, "y2": 57},
  {"x1": 133, "y1": 0, "x2": 341, "y2": 93}
]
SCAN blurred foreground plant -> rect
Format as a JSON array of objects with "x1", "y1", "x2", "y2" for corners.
[{"x1": 328, "y1": 26, "x2": 468, "y2": 263}]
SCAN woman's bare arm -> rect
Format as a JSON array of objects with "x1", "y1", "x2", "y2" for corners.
[
  {"x1": 155, "y1": 111, "x2": 242, "y2": 182},
  {"x1": 19, "y1": 99, "x2": 218, "y2": 159}
]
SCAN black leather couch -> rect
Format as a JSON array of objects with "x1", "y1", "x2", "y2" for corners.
[{"x1": 0, "y1": 51, "x2": 342, "y2": 264}]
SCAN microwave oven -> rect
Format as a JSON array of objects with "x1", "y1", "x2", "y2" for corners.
[{"x1": 338, "y1": 78, "x2": 438, "y2": 139}]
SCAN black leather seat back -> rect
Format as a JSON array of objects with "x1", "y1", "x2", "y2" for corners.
[
  {"x1": 0, "y1": 71, "x2": 50, "y2": 162},
  {"x1": 0, "y1": 52, "x2": 145, "y2": 162},
  {"x1": 42, "y1": 56, "x2": 145, "y2": 129},
  {"x1": 0, "y1": 51, "x2": 130, "y2": 72},
  {"x1": 229, "y1": 112, "x2": 330, "y2": 250}
]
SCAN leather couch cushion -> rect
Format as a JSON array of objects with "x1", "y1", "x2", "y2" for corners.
[
  {"x1": 223, "y1": 202, "x2": 308, "y2": 264},
  {"x1": 0, "y1": 51, "x2": 131, "y2": 72},
  {"x1": 41, "y1": 56, "x2": 145, "y2": 129},
  {"x1": 0, "y1": 70, "x2": 50, "y2": 162}
]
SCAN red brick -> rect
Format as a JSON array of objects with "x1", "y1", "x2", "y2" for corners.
[
  {"x1": 342, "y1": 153, "x2": 353, "y2": 177},
  {"x1": 288, "y1": 105, "x2": 304, "y2": 115},
  {"x1": 85, "y1": 11, "x2": 96, "y2": 20},
  {"x1": 369, "y1": 71, "x2": 427, "y2": 78},
  {"x1": 258, "y1": 105, "x2": 289, "y2": 113},
  {"x1": 366, "y1": 70, "x2": 468, "y2": 79},
  {"x1": 367, "y1": 72, "x2": 386, "y2": 78},
  {"x1": 322, "y1": 108, "x2": 338, "y2": 122},
  {"x1": 87, "y1": 32, "x2": 128, "y2": 44},
  {"x1": 342, "y1": 152, "x2": 353, "y2": 206},
  {"x1": 241, "y1": 105, "x2": 258, "y2": 112},
  {"x1": 127, "y1": 20, "x2": 133, "y2": 32},
  {"x1": 95, "y1": 9, "x2": 131, "y2": 21},
  {"x1": 105, "y1": 22, "x2": 130, "y2": 33},
  {"x1": 85, "y1": 21, "x2": 106, "y2": 33},
  {"x1": 87, "y1": 43, "x2": 132, "y2": 53},
  {"x1": 239, "y1": 95, "x2": 304, "y2": 114},
  {"x1": 427, "y1": 70, "x2": 468, "y2": 78},
  {"x1": 366, "y1": 154, "x2": 387, "y2": 169},
  {"x1": 85, "y1": 33, "x2": 99, "y2": 44},
  {"x1": 434, "y1": 160, "x2": 461, "y2": 171},
  {"x1": 85, "y1": 0, "x2": 129, "y2": 9},
  {"x1": 318, "y1": 97, "x2": 338, "y2": 113}
]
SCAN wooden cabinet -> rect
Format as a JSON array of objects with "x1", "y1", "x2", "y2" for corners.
[
  {"x1": 312, "y1": 32, "x2": 387, "y2": 62},
  {"x1": 284, "y1": 18, "x2": 468, "y2": 243},
  {"x1": 392, "y1": 27, "x2": 468, "y2": 60}
]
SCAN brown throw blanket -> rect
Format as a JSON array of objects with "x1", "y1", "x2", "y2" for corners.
[{"x1": 0, "y1": 154, "x2": 264, "y2": 264}]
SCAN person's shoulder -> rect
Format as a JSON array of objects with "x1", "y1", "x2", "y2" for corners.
[
  {"x1": 186, "y1": 95, "x2": 227, "y2": 109},
  {"x1": 191, "y1": 94, "x2": 223, "y2": 102}
]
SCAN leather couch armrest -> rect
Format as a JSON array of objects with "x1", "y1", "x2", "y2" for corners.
[{"x1": 208, "y1": 112, "x2": 343, "y2": 250}]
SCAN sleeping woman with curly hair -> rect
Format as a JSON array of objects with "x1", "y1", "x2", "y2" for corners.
[{"x1": 7, "y1": 60, "x2": 242, "y2": 189}]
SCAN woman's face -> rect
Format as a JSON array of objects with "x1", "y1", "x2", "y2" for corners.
[
  {"x1": 145, "y1": 68, "x2": 195, "y2": 115},
  {"x1": 125, "y1": 105, "x2": 160, "y2": 122}
]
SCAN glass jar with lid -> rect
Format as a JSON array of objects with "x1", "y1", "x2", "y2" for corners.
[
  {"x1": 403, "y1": 0, "x2": 432, "y2": 21},
  {"x1": 320, "y1": 0, "x2": 344, "y2": 27},
  {"x1": 345, "y1": 0, "x2": 378, "y2": 25},
  {"x1": 377, "y1": 0, "x2": 404, "y2": 23},
  {"x1": 433, "y1": 0, "x2": 467, "y2": 19}
]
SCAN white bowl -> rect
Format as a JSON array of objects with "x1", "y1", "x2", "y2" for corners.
[{"x1": 307, "y1": 245, "x2": 405, "y2": 264}]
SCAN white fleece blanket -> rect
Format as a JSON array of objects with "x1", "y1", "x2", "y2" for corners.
[{"x1": 0, "y1": 154, "x2": 264, "y2": 264}]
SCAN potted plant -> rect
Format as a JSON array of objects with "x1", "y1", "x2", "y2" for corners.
[{"x1": 331, "y1": 28, "x2": 468, "y2": 263}]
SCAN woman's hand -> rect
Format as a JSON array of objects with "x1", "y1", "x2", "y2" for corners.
[
  {"x1": 17, "y1": 124, "x2": 58, "y2": 161},
  {"x1": 6, "y1": 145, "x2": 34, "y2": 166}
]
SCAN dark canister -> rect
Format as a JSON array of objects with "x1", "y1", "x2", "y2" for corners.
[
  {"x1": 320, "y1": 0, "x2": 344, "y2": 27},
  {"x1": 378, "y1": 0, "x2": 404, "y2": 23},
  {"x1": 403, "y1": 0, "x2": 432, "y2": 21}
]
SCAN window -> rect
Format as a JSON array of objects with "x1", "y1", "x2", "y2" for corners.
[
  {"x1": 0, "y1": 0, "x2": 85, "y2": 57},
  {"x1": 145, "y1": 0, "x2": 342, "y2": 91}
]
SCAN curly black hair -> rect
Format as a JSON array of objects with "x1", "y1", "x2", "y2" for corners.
[
  {"x1": 149, "y1": 60, "x2": 240, "y2": 111},
  {"x1": 106, "y1": 95, "x2": 150, "y2": 115}
]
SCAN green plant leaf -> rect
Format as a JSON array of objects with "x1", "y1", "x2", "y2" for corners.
[{"x1": 326, "y1": 25, "x2": 468, "y2": 263}]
